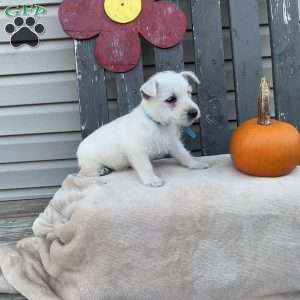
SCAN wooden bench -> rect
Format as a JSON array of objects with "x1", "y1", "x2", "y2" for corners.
[
  {"x1": 75, "y1": 0, "x2": 300, "y2": 153},
  {"x1": 1, "y1": 0, "x2": 300, "y2": 298}
]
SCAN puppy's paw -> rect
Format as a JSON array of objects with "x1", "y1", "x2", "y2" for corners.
[
  {"x1": 188, "y1": 160, "x2": 212, "y2": 170},
  {"x1": 98, "y1": 167, "x2": 113, "y2": 176},
  {"x1": 142, "y1": 176, "x2": 165, "y2": 188}
]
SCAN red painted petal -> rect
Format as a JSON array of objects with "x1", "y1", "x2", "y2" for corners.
[
  {"x1": 139, "y1": 1, "x2": 187, "y2": 48},
  {"x1": 95, "y1": 29, "x2": 141, "y2": 73},
  {"x1": 59, "y1": 0, "x2": 104, "y2": 39}
]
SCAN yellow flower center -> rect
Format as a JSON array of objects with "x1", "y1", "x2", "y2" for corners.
[{"x1": 104, "y1": 0, "x2": 142, "y2": 24}]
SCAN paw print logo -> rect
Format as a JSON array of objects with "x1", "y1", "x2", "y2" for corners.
[{"x1": 5, "y1": 16, "x2": 45, "y2": 48}]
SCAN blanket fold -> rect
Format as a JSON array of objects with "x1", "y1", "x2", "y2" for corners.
[{"x1": 0, "y1": 155, "x2": 300, "y2": 300}]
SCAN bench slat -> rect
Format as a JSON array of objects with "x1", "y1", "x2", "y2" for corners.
[
  {"x1": 116, "y1": 59, "x2": 144, "y2": 115},
  {"x1": 154, "y1": 44, "x2": 184, "y2": 73},
  {"x1": 268, "y1": 0, "x2": 300, "y2": 129},
  {"x1": 153, "y1": 0, "x2": 184, "y2": 73},
  {"x1": 229, "y1": 0, "x2": 263, "y2": 123},
  {"x1": 191, "y1": 0, "x2": 230, "y2": 155},
  {"x1": 75, "y1": 39, "x2": 109, "y2": 138},
  {"x1": 154, "y1": 1, "x2": 202, "y2": 152}
]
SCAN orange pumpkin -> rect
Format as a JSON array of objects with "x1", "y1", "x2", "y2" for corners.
[{"x1": 230, "y1": 78, "x2": 300, "y2": 177}]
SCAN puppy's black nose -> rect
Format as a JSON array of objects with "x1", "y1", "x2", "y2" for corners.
[{"x1": 188, "y1": 109, "x2": 199, "y2": 119}]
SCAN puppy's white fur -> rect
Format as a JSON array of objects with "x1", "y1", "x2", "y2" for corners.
[{"x1": 77, "y1": 71, "x2": 210, "y2": 187}]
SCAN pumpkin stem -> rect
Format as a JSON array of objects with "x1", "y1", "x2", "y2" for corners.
[{"x1": 257, "y1": 77, "x2": 272, "y2": 126}]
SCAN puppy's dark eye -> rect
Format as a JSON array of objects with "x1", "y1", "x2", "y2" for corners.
[{"x1": 165, "y1": 96, "x2": 177, "y2": 104}]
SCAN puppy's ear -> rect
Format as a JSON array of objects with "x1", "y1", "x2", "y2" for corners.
[
  {"x1": 140, "y1": 78, "x2": 157, "y2": 100},
  {"x1": 180, "y1": 71, "x2": 200, "y2": 85}
]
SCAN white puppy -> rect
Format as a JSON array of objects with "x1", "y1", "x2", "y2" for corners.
[{"x1": 77, "y1": 71, "x2": 210, "y2": 187}]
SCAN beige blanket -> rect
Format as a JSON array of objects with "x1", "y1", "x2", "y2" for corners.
[{"x1": 0, "y1": 155, "x2": 300, "y2": 300}]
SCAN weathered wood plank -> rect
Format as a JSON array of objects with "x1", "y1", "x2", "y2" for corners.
[
  {"x1": 0, "y1": 201, "x2": 51, "y2": 300},
  {"x1": 0, "y1": 294, "x2": 26, "y2": 300},
  {"x1": 107, "y1": 100, "x2": 120, "y2": 122},
  {"x1": 0, "y1": 187, "x2": 58, "y2": 202},
  {"x1": 0, "y1": 216, "x2": 34, "y2": 299},
  {"x1": 268, "y1": 0, "x2": 300, "y2": 129},
  {"x1": 153, "y1": 0, "x2": 201, "y2": 151},
  {"x1": 154, "y1": 43, "x2": 184, "y2": 73},
  {"x1": 75, "y1": 39, "x2": 109, "y2": 138},
  {"x1": 229, "y1": 0, "x2": 263, "y2": 123},
  {"x1": 143, "y1": 27, "x2": 271, "y2": 67},
  {"x1": 116, "y1": 59, "x2": 144, "y2": 115},
  {"x1": 191, "y1": 0, "x2": 230, "y2": 155},
  {"x1": 153, "y1": 0, "x2": 184, "y2": 72},
  {"x1": 0, "y1": 199, "x2": 48, "y2": 218},
  {"x1": 222, "y1": 0, "x2": 269, "y2": 27},
  {"x1": 0, "y1": 216, "x2": 35, "y2": 243},
  {"x1": 105, "y1": 59, "x2": 274, "y2": 100}
]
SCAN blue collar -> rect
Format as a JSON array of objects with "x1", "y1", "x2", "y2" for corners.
[
  {"x1": 143, "y1": 109, "x2": 197, "y2": 139},
  {"x1": 143, "y1": 110, "x2": 162, "y2": 126},
  {"x1": 183, "y1": 127, "x2": 197, "y2": 139}
]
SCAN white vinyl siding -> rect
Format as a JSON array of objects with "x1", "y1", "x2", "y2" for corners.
[
  {"x1": 0, "y1": 1, "x2": 80, "y2": 203},
  {"x1": 0, "y1": 0, "x2": 272, "y2": 202}
]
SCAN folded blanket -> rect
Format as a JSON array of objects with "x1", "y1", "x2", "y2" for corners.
[{"x1": 0, "y1": 155, "x2": 300, "y2": 300}]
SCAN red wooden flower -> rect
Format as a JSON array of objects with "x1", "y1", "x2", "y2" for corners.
[{"x1": 59, "y1": 0, "x2": 187, "y2": 72}]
